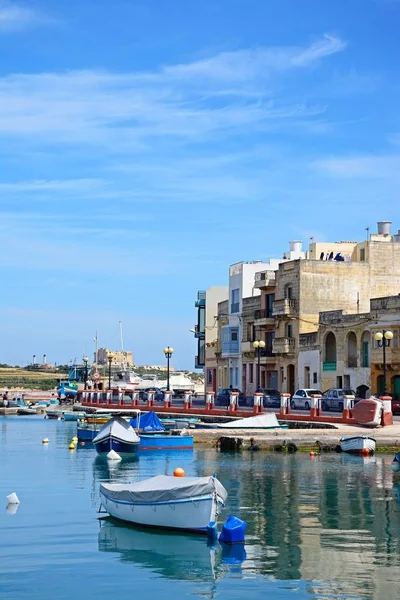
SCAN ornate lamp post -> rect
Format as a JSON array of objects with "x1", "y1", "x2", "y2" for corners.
[
  {"x1": 83, "y1": 356, "x2": 89, "y2": 389},
  {"x1": 107, "y1": 352, "x2": 113, "y2": 389},
  {"x1": 253, "y1": 340, "x2": 266, "y2": 391},
  {"x1": 374, "y1": 330, "x2": 393, "y2": 395},
  {"x1": 163, "y1": 347, "x2": 174, "y2": 392}
]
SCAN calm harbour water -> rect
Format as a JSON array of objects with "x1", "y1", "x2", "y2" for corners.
[{"x1": 1, "y1": 417, "x2": 400, "y2": 600}]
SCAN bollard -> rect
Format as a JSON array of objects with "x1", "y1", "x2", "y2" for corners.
[
  {"x1": 164, "y1": 390, "x2": 172, "y2": 408},
  {"x1": 147, "y1": 389, "x2": 155, "y2": 408},
  {"x1": 184, "y1": 390, "x2": 192, "y2": 410},
  {"x1": 280, "y1": 393, "x2": 291, "y2": 415},
  {"x1": 229, "y1": 391, "x2": 239, "y2": 414},
  {"x1": 253, "y1": 392, "x2": 263, "y2": 414},
  {"x1": 206, "y1": 391, "x2": 215, "y2": 411},
  {"x1": 310, "y1": 394, "x2": 321, "y2": 418},
  {"x1": 379, "y1": 396, "x2": 393, "y2": 426},
  {"x1": 118, "y1": 392, "x2": 124, "y2": 407},
  {"x1": 132, "y1": 391, "x2": 139, "y2": 407},
  {"x1": 342, "y1": 394, "x2": 354, "y2": 420}
]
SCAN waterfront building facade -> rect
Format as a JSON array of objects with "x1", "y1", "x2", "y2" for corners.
[
  {"x1": 193, "y1": 286, "x2": 228, "y2": 393},
  {"x1": 370, "y1": 295, "x2": 400, "y2": 398},
  {"x1": 273, "y1": 221, "x2": 400, "y2": 394}
]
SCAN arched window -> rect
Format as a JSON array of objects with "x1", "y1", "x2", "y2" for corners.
[
  {"x1": 361, "y1": 331, "x2": 370, "y2": 368},
  {"x1": 325, "y1": 332, "x2": 337, "y2": 364},
  {"x1": 347, "y1": 332, "x2": 357, "y2": 368}
]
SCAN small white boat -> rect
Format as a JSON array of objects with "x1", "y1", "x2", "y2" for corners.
[
  {"x1": 340, "y1": 436, "x2": 376, "y2": 455},
  {"x1": 93, "y1": 416, "x2": 140, "y2": 454},
  {"x1": 100, "y1": 474, "x2": 227, "y2": 533}
]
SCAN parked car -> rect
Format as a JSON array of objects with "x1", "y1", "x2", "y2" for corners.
[
  {"x1": 260, "y1": 388, "x2": 281, "y2": 408},
  {"x1": 321, "y1": 388, "x2": 358, "y2": 412},
  {"x1": 290, "y1": 389, "x2": 323, "y2": 410},
  {"x1": 139, "y1": 387, "x2": 165, "y2": 402},
  {"x1": 391, "y1": 396, "x2": 400, "y2": 415},
  {"x1": 215, "y1": 388, "x2": 247, "y2": 407}
]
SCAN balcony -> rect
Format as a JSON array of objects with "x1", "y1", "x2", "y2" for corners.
[
  {"x1": 254, "y1": 270, "x2": 276, "y2": 289},
  {"x1": 254, "y1": 308, "x2": 274, "y2": 325},
  {"x1": 272, "y1": 298, "x2": 297, "y2": 317},
  {"x1": 323, "y1": 362, "x2": 337, "y2": 372},
  {"x1": 272, "y1": 337, "x2": 295, "y2": 355},
  {"x1": 241, "y1": 341, "x2": 254, "y2": 354}
]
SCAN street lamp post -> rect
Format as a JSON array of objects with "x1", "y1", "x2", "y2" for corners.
[
  {"x1": 83, "y1": 356, "x2": 89, "y2": 389},
  {"x1": 163, "y1": 347, "x2": 174, "y2": 392},
  {"x1": 374, "y1": 330, "x2": 393, "y2": 395},
  {"x1": 107, "y1": 352, "x2": 113, "y2": 390},
  {"x1": 253, "y1": 340, "x2": 266, "y2": 391}
]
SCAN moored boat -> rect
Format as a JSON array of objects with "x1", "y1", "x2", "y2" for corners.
[
  {"x1": 63, "y1": 411, "x2": 86, "y2": 422},
  {"x1": 340, "y1": 435, "x2": 376, "y2": 455},
  {"x1": 92, "y1": 416, "x2": 140, "y2": 454},
  {"x1": 99, "y1": 474, "x2": 227, "y2": 532},
  {"x1": 351, "y1": 398, "x2": 382, "y2": 427}
]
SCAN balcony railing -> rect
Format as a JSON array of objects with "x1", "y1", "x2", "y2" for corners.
[
  {"x1": 254, "y1": 270, "x2": 276, "y2": 289},
  {"x1": 323, "y1": 362, "x2": 337, "y2": 371},
  {"x1": 272, "y1": 298, "x2": 297, "y2": 317},
  {"x1": 254, "y1": 308, "x2": 274, "y2": 321},
  {"x1": 272, "y1": 337, "x2": 295, "y2": 354}
]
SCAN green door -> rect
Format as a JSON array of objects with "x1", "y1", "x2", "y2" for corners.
[{"x1": 393, "y1": 376, "x2": 400, "y2": 400}]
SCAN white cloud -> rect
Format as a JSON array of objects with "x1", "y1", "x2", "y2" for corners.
[
  {"x1": 0, "y1": 1, "x2": 41, "y2": 32},
  {"x1": 313, "y1": 155, "x2": 400, "y2": 179}
]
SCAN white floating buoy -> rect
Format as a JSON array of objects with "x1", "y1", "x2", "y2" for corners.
[
  {"x1": 6, "y1": 503, "x2": 19, "y2": 515},
  {"x1": 6, "y1": 493, "x2": 20, "y2": 505},
  {"x1": 107, "y1": 450, "x2": 122, "y2": 461}
]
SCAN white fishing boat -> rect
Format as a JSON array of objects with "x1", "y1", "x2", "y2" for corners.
[
  {"x1": 93, "y1": 416, "x2": 140, "y2": 454},
  {"x1": 217, "y1": 413, "x2": 282, "y2": 429},
  {"x1": 99, "y1": 474, "x2": 227, "y2": 532},
  {"x1": 340, "y1": 436, "x2": 376, "y2": 455}
]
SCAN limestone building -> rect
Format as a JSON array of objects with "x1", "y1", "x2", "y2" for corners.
[{"x1": 273, "y1": 221, "x2": 400, "y2": 394}]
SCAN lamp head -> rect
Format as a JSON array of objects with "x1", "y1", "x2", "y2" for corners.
[
  {"x1": 83, "y1": 356, "x2": 88, "y2": 364},
  {"x1": 164, "y1": 346, "x2": 174, "y2": 356},
  {"x1": 384, "y1": 330, "x2": 394, "y2": 341},
  {"x1": 107, "y1": 352, "x2": 113, "y2": 361},
  {"x1": 258, "y1": 340, "x2": 266, "y2": 348},
  {"x1": 374, "y1": 332, "x2": 383, "y2": 342},
  {"x1": 253, "y1": 341, "x2": 259, "y2": 349}
]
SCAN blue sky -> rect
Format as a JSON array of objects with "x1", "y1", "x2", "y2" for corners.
[{"x1": 0, "y1": 0, "x2": 400, "y2": 369}]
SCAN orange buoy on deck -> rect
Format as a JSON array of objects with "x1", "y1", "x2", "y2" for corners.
[{"x1": 173, "y1": 467, "x2": 185, "y2": 477}]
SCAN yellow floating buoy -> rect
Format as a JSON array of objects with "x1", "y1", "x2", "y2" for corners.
[
  {"x1": 69, "y1": 442, "x2": 75, "y2": 450},
  {"x1": 42, "y1": 438, "x2": 49, "y2": 444},
  {"x1": 72, "y1": 436, "x2": 78, "y2": 443},
  {"x1": 173, "y1": 467, "x2": 185, "y2": 477}
]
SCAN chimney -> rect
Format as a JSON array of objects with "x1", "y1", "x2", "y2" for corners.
[
  {"x1": 377, "y1": 221, "x2": 392, "y2": 235},
  {"x1": 289, "y1": 240, "x2": 302, "y2": 253},
  {"x1": 43, "y1": 354, "x2": 47, "y2": 364}
]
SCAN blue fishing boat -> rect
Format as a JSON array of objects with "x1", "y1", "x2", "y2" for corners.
[
  {"x1": 130, "y1": 411, "x2": 194, "y2": 450},
  {"x1": 92, "y1": 416, "x2": 140, "y2": 455},
  {"x1": 63, "y1": 411, "x2": 86, "y2": 422},
  {"x1": 57, "y1": 364, "x2": 87, "y2": 400}
]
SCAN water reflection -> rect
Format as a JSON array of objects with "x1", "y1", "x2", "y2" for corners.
[{"x1": 98, "y1": 519, "x2": 219, "y2": 582}]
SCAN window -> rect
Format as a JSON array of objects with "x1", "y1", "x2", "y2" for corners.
[
  {"x1": 361, "y1": 332, "x2": 370, "y2": 367},
  {"x1": 266, "y1": 331, "x2": 275, "y2": 354},
  {"x1": 234, "y1": 367, "x2": 239, "y2": 387},
  {"x1": 394, "y1": 330, "x2": 399, "y2": 348},
  {"x1": 207, "y1": 369, "x2": 213, "y2": 384},
  {"x1": 286, "y1": 323, "x2": 293, "y2": 338},
  {"x1": 360, "y1": 248, "x2": 365, "y2": 262},
  {"x1": 280, "y1": 367, "x2": 284, "y2": 383},
  {"x1": 247, "y1": 322, "x2": 254, "y2": 342},
  {"x1": 284, "y1": 285, "x2": 293, "y2": 299},
  {"x1": 265, "y1": 293, "x2": 275, "y2": 317},
  {"x1": 344, "y1": 375, "x2": 351, "y2": 388},
  {"x1": 249, "y1": 363, "x2": 254, "y2": 384},
  {"x1": 229, "y1": 367, "x2": 233, "y2": 386},
  {"x1": 231, "y1": 288, "x2": 240, "y2": 313},
  {"x1": 313, "y1": 372, "x2": 318, "y2": 384},
  {"x1": 231, "y1": 329, "x2": 238, "y2": 342},
  {"x1": 222, "y1": 326, "x2": 240, "y2": 354}
]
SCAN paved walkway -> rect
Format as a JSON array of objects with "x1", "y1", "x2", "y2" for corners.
[{"x1": 191, "y1": 422, "x2": 400, "y2": 450}]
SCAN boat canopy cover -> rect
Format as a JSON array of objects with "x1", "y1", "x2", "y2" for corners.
[
  {"x1": 217, "y1": 413, "x2": 280, "y2": 429},
  {"x1": 100, "y1": 475, "x2": 227, "y2": 504},
  {"x1": 130, "y1": 411, "x2": 165, "y2": 432},
  {"x1": 93, "y1": 416, "x2": 140, "y2": 444}
]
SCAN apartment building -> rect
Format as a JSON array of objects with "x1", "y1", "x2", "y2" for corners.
[
  {"x1": 273, "y1": 221, "x2": 400, "y2": 394},
  {"x1": 193, "y1": 287, "x2": 228, "y2": 393},
  {"x1": 370, "y1": 295, "x2": 400, "y2": 398}
]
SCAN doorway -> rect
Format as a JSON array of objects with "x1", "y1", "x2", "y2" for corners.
[
  {"x1": 304, "y1": 366, "x2": 310, "y2": 388},
  {"x1": 287, "y1": 364, "x2": 295, "y2": 396}
]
